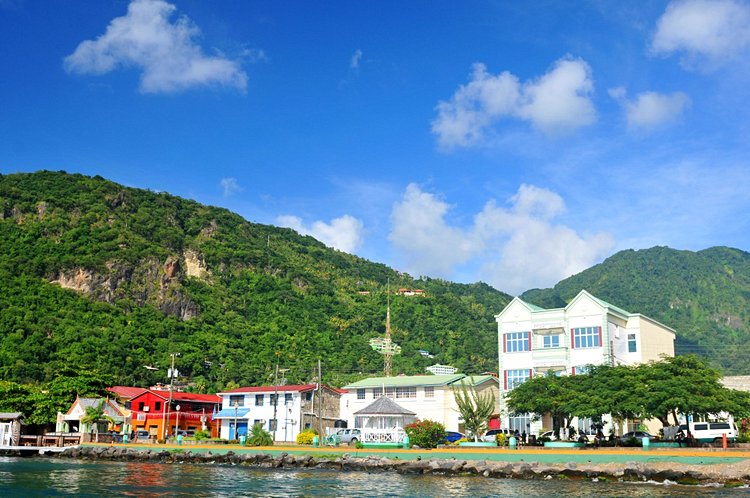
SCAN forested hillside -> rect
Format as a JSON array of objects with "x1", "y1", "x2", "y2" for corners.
[
  {"x1": 0, "y1": 171, "x2": 510, "y2": 391},
  {"x1": 521, "y1": 246, "x2": 750, "y2": 374}
]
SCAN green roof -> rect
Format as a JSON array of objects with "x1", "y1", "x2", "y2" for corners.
[
  {"x1": 344, "y1": 374, "x2": 465, "y2": 389},
  {"x1": 587, "y1": 292, "x2": 631, "y2": 318},
  {"x1": 343, "y1": 374, "x2": 496, "y2": 390}
]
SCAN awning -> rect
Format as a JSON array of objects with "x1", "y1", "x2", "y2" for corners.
[{"x1": 213, "y1": 408, "x2": 250, "y2": 419}]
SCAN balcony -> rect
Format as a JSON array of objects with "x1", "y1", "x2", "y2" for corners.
[{"x1": 532, "y1": 347, "x2": 568, "y2": 369}]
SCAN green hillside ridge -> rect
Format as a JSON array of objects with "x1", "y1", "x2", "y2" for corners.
[
  {"x1": 521, "y1": 246, "x2": 750, "y2": 374},
  {"x1": 0, "y1": 171, "x2": 509, "y2": 390}
]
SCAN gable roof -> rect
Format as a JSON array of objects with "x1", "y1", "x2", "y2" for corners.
[
  {"x1": 107, "y1": 386, "x2": 147, "y2": 400},
  {"x1": 353, "y1": 396, "x2": 416, "y2": 416},
  {"x1": 494, "y1": 296, "x2": 544, "y2": 320},
  {"x1": 130, "y1": 390, "x2": 220, "y2": 404}
]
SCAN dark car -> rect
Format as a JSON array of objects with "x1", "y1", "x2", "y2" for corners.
[
  {"x1": 619, "y1": 431, "x2": 655, "y2": 443},
  {"x1": 135, "y1": 430, "x2": 150, "y2": 440},
  {"x1": 443, "y1": 431, "x2": 464, "y2": 443}
]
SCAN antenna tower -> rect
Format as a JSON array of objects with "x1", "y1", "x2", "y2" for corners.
[{"x1": 369, "y1": 287, "x2": 401, "y2": 376}]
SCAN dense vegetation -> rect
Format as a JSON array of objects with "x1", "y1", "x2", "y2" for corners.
[
  {"x1": 522, "y1": 246, "x2": 750, "y2": 373},
  {"x1": 506, "y1": 356, "x2": 750, "y2": 432},
  {"x1": 0, "y1": 171, "x2": 509, "y2": 395}
]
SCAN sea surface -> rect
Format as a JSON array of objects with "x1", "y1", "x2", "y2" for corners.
[{"x1": 0, "y1": 456, "x2": 747, "y2": 497}]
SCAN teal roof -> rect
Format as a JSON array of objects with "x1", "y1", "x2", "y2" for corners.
[
  {"x1": 586, "y1": 292, "x2": 631, "y2": 318},
  {"x1": 344, "y1": 374, "x2": 465, "y2": 389},
  {"x1": 343, "y1": 374, "x2": 496, "y2": 390}
]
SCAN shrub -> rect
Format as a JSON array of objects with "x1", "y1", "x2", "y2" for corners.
[
  {"x1": 496, "y1": 433, "x2": 506, "y2": 447},
  {"x1": 296, "y1": 429, "x2": 318, "y2": 445},
  {"x1": 194, "y1": 430, "x2": 210, "y2": 441},
  {"x1": 454, "y1": 437, "x2": 470, "y2": 445},
  {"x1": 404, "y1": 419, "x2": 446, "y2": 449},
  {"x1": 246, "y1": 423, "x2": 273, "y2": 446}
]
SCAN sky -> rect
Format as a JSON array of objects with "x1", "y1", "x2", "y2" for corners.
[{"x1": 1, "y1": 0, "x2": 749, "y2": 295}]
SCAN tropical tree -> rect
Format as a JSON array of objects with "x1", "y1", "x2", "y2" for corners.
[
  {"x1": 505, "y1": 373, "x2": 579, "y2": 436},
  {"x1": 80, "y1": 400, "x2": 115, "y2": 433},
  {"x1": 246, "y1": 423, "x2": 273, "y2": 446},
  {"x1": 453, "y1": 381, "x2": 496, "y2": 442}
]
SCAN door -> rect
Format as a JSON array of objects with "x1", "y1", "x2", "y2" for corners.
[{"x1": 0, "y1": 422, "x2": 11, "y2": 446}]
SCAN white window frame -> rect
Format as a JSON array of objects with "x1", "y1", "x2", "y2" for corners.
[
  {"x1": 542, "y1": 335, "x2": 560, "y2": 348},
  {"x1": 505, "y1": 331, "x2": 530, "y2": 352},
  {"x1": 573, "y1": 327, "x2": 600, "y2": 348}
]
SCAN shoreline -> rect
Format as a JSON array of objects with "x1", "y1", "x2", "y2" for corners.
[{"x1": 4, "y1": 443, "x2": 750, "y2": 487}]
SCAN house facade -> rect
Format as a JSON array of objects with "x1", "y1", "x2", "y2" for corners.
[
  {"x1": 339, "y1": 374, "x2": 499, "y2": 433},
  {"x1": 214, "y1": 384, "x2": 341, "y2": 441},
  {"x1": 56, "y1": 397, "x2": 125, "y2": 434},
  {"x1": 496, "y1": 289, "x2": 676, "y2": 435},
  {"x1": 130, "y1": 389, "x2": 221, "y2": 439}
]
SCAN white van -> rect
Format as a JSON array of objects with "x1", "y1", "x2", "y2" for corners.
[{"x1": 679, "y1": 421, "x2": 738, "y2": 443}]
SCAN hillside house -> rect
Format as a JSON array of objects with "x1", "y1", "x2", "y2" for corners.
[{"x1": 130, "y1": 390, "x2": 221, "y2": 439}]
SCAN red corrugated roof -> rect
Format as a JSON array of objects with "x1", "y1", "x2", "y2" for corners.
[
  {"x1": 220, "y1": 384, "x2": 318, "y2": 394},
  {"x1": 107, "y1": 386, "x2": 148, "y2": 400},
  {"x1": 130, "y1": 389, "x2": 220, "y2": 403}
]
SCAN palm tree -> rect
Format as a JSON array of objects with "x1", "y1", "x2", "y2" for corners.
[
  {"x1": 453, "y1": 381, "x2": 496, "y2": 442},
  {"x1": 80, "y1": 400, "x2": 115, "y2": 434}
]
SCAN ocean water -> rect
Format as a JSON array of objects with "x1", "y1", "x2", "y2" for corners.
[{"x1": 0, "y1": 456, "x2": 745, "y2": 497}]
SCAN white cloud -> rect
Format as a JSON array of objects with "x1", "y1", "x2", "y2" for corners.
[
  {"x1": 350, "y1": 49, "x2": 363, "y2": 69},
  {"x1": 431, "y1": 56, "x2": 596, "y2": 149},
  {"x1": 609, "y1": 87, "x2": 691, "y2": 130},
  {"x1": 388, "y1": 183, "x2": 614, "y2": 294},
  {"x1": 389, "y1": 184, "x2": 478, "y2": 277},
  {"x1": 63, "y1": 0, "x2": 248, "y2": 93},
  {"x1": 652, "y1": 0, "x2": 750, "y2": 68},
  {"x1": 277, "y1": 214, "x2": 364, "y2": 254},
  {"x1": 219, "y1": 177, "x2": 242, "y2": 197}
]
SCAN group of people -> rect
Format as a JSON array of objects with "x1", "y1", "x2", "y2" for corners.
[
  {"x1": 576, "y1": 428, "x2": 607, "y2": 447},
  {"x1": 675, "y1": 428, "x2": 695, "y2": 447}
]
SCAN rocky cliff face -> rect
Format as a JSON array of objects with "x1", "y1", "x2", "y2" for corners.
[{"x1": 50, "y1": 251, "x2": 208, "y2": 321}]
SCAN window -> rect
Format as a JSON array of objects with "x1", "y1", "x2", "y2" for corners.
[
  {"x1": 229, "y1": 395, "x2": 244, "y2": 407},
  {"x1": 304, "y1": 422, "x2": 312, "y2": 429},
  {"x1": 253, "y1": 419, "x2": 262, "y2": 427},
  {"x1": 505, "y1": 369, "x2": 530, "y2": 390},
  {"x1": 357, "y1": 389, "x2": 366, "y2": 400},
  {"x1": 304, "y1": 391, "x2": 312, "y2": 401},
  {"x1": 577, "y1": 417, "x2": 595, "y2": 435},
  {"x1": 285, "y1": 393, "x2": 293, "y2": 405},
  {"x1": 627, "y1": 333, "x2": 637, "y2": 353},
  {"x1": 268, "y1": 419, "x2": 277, "y2": 432},
  {"x1": 384, "y1": 387, "x2": 395, "y2": 398},
  {"x1": 573, "y1": 327, "x2": 601, "y2": 348},
  {"x1": 138, "y1": 402, "x2": 145, "y2": 411},
  {"x1": 508, "y1": 413, "x2": 532, "y2": 433},
  {"x1": 269, "y1": 394, "x2": 278, "y2": 406},
  {"x1": 573, "y1": 365, "x2": 590, "y2": 375},
  {"x1": 424, "y1": 386, "x2": 434, "y2": 398},
  {"x1": 504, "y1": 331, "x2": 530, "y2": 352},
  {"x1": 372, "y1": 387, "x2": 383, "y2": 398},
  {"x1": 255, "y1": 395, "x2": 264, "y2": 406},
  {"x1": 542, "y1": 335, "x2": 560, "y2": 348},
  {"x1": 395, "y1": 386, "x2": 416, "y2": 399},
  {"x1": 154, "y1": 402, "x2": 161, "y2": 411}
]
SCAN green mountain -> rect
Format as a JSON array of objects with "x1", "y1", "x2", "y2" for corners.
[
  {"x1": 521, "y1": 246, "x2": 750, "y2": 374},
  {"x1": 0, "y1": 171, "x2": 510, "y2": 390}
]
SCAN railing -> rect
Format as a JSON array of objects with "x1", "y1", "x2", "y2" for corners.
[{"x1": 361, "y1": 428, "x2": 406, "y2": 443}]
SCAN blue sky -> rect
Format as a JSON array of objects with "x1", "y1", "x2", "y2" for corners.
[{"x1": 1, "y1": 0, "x2": 749, "y2": 295}]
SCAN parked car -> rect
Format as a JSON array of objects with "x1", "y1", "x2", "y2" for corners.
[
  {"x1": 539, "y1": 430, "x2": 557, "y2": 440},
  {"x1": 443, "y1": 431, "x2": 464, "y2": 443},
  {"x1": 335, "y1": 428, "x2": 362, "y2": 445},
  {"x1": 619, "y1": 431, "x2": 655, "y2": 443},
  {"x1": 481, "y1": 429, "x2": 502, "y2": 442},
  {"x1": 177, "y1": 430, "x2": 196, "y2": 437},
  {"x1": 135, "y1": 430, "x2": 150, "y2": 440}
]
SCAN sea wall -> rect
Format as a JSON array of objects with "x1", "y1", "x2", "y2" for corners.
[{"x1": 37, "y1": 446, "x2": 750, "y2": 486}]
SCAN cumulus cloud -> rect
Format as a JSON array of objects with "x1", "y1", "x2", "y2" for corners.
[
  {"x1": 609, "y1": 87, "x2": 691, "y2": 130},
  {"x1": 389, "y1": 184, "x2": 478, "y2": 277},
  {"x1": 350, "y1": 49, "x2": 363, "y2": 69},
  {"x1": 219, "y1": 177, "x2": 242, "y2": 197},
  {"x1": 277, "y1": 214, "x2": 364, "y2": 254},
  {"x1": 652, "y1": 0, "x2": 750, "y2": 68},
  {"x1": 431, "y1": 56, "x2": 596, "y2": 149},
  {"x1": 388, "y1": 183, "x2": 614, "y2": 294},
  {"x1": 63, "y1": 0, "x2": 248, "y2": 93}
]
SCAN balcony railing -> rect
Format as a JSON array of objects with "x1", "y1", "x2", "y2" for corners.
[{"x1": 532, "y1": 347, "x2": 568, "y2": 368}]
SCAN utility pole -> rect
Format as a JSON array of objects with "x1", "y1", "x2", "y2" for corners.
[
  {"x1": 272, "y1": 363, "x2": 279, "y2": 442},
  {"x1": 163, "y1": 352, "x2": 179, "y2": 440},
  {"x1": 317, "y1": 359, "x2": 322, "y2": 435}
]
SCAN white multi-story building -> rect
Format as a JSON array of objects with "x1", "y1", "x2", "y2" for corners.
[
  {"x1": 425, "y1": 364, "x2": 458, "y2": 375},
  {"x1": 339, "y1": 374, "x2": 498, "y2": 433},
  {"x1": 215, "y1": 384, "x2": 341, "y2": 442},
  {"x1": 496, "y1": 289, "x2": 676, "y2": 435}
]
